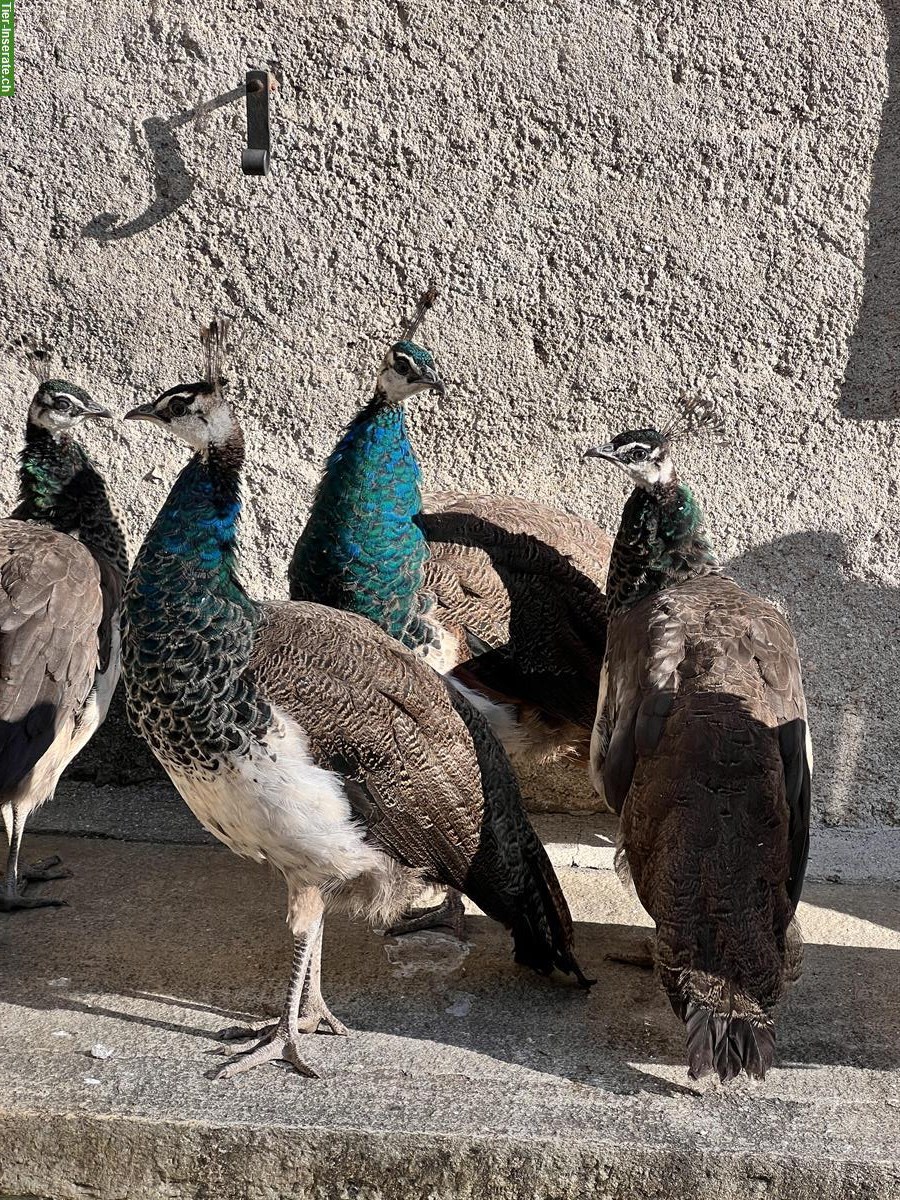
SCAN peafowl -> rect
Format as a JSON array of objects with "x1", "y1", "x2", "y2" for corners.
[
  {"x1": 121, "y1": 321, "x2": 588, "y2": 1080},
  {"x1": 1, "y1": 370, "x2": 127, "y2": 910},
  {"x1": 288, "y1": 291, "x2": 611, "y2": 767},
  {"x1": 584, "y1": 397, "x2": 811, "y2": 1083}
]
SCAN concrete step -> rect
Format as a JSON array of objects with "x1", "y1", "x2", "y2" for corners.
[{"x1": 1, "y1": 830, "x2": 898, "y2": 1199}]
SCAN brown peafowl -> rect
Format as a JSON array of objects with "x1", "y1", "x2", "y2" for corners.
[
  {"x1": 1, "y1": 370, "x2": 127, "y2": 911},
  {"x1": 585, "y1": 397, "x2": 811, "y2": 1083}
]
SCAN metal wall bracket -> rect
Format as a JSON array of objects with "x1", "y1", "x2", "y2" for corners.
[{"x1": 242, "y1": 70, "x2": 274, "y2": 176}]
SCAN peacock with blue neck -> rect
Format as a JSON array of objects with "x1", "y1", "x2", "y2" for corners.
[
  {"x1": 289, "y1": 346, "x2": 442, "y2": 648},
  {"x1": 123, "y1": 436, "x2": 270, "y2": 775}
]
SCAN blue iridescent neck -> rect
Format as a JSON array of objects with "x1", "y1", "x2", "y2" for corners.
[
  {"x1": 289, "y1": 388, "x2": 429, "y2": 644},
  {"x1": 606, "y1": 478, "x2": 720, "y2": 613},
  {"x1": 131, "y1": 435, "x2": 252, "y2": 614}
]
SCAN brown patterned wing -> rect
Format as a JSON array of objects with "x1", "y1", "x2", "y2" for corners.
[
  {"x1": 599, "y1": 575, "x2": 811, "y2": 906},
  {"x1": 0, "y1": 520, "x2": 103, "y2": 793},
  {"x1": 252, "y1": 600, "x2": 583, "y2": 978},
  {"x1": 251, "y1": 601, "x2": 512, "y2": 887},
  {"x1": 420, "y1": 492, "x2": 611, "y2": 728}
]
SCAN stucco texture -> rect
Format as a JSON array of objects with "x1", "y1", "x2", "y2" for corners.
[{"x1": 1, "y1": 0, "x2": 897, "y2": 824}]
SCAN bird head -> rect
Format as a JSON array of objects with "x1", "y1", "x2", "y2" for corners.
[
  {"x1": 124, "y1": 380, "x2": 234, "y2": 451},
  {"x1": 585, "y1": 394, "x2": 723, "y2": 491},
  {"x1": 125, "y1": 318, "x2": 237, "y2": 451},
  {"x1": 376, "y1": 340, "x2": 446, "y2": 405},
  {"x1": 584, "y1": 428, "x2": 674, "y2": 491},
  {"x1": 29, "y1": 380, "x2": 113, "y2": 435}
]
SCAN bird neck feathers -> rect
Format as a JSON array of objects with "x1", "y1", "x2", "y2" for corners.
[
  {"x1": 123, "y1": 422, "x2": 270, "y2": 775},
  {"x1": 134, "y1": 429, "x2": 249, "y2": 605},
  {"x1": 606, "y1": 478, "x2": 720, "y2": 613},
  {"x1": 289, "y1": 389, "x2": 429, "y2": 641},
  {"x1": 14, "y1": 423, "x2": 129, "y2": 581}
]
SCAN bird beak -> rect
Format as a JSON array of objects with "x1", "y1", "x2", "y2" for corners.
[
  {"x1": 421, "y1": 365, "x2": 447, "y2": 399},
  {"x1": 583, "y1": 443, "x2": 617, "y2": 462},
  {"x1": 83, "y1": 401, "x2": 113, "y2": 420},
  {"x1": 124, "y1": 401, "x2": 159, "y2": 422}
]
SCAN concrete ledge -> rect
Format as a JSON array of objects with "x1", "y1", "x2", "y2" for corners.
[
  {"x1": 1, "y1": 834, "x2": 898, "y2": 1199},
  {"x1": 40, "y1": 781, "x2": 900, "y2": 885}
]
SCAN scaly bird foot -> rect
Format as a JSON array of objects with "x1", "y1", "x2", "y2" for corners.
[
  {"x1": 386, "y1": 889, "x2": 467, "y2": 940},
  {"x1": 214, "y1": 1021, "x2": 278, "y2": 1045},
  {"x1": 23, "y1": 856, "x2": 73, "y2": 883},
  {"x1": 208, "y1": 1026, "x2": 319, "y2": 1080},
  {"x1": 296, "y1": 1000, "x2": 350, "y2": 1037}
]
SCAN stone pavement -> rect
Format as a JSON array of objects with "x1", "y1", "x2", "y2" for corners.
[{"x1": 0, "y1": 808, "x2": 898, "y2": 1199}]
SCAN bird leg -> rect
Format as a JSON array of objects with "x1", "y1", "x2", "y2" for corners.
[
  {"x1": 1, "y1": 806, "x2": 68, "y2": 913},
  {"x1": 385, "y1": 886, "x2": 467, "y2": 939},
  {"x1": 211, "y1": 887, "x2": 328, "y2": 1078},
  {"x1": 296, "y1": 918, "x2": 349, "y2": 1036}
]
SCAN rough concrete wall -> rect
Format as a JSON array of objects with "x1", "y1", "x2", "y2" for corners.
[{"x1": 1, "y1": 0, "x2": 897, "y2": 824}]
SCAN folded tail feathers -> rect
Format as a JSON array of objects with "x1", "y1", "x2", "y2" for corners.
[
  {"x1": 675, "y1": 985, "x2": 776, "y2": 1082},
  {"x1": 510, "y1": 829, "x2": 592, "y2": 988}
]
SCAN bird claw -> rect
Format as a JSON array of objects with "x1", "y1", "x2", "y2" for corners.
[
  {"x1": 208, "y1": 1027, "x2": 319, "y2": 1080},
  {"x1": 386, "y1": 889, "x2": 467, "y2": 940},
  {"x1": 215, "y1": 1021, "x2": 277, "y2": 1045},
  {"x1": 296, "y1": 1003, "x2": 350, "y2": 1037}
]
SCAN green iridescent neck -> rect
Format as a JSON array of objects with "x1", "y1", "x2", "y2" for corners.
[
  {"x1": 288, "y1": 389, "x2": 429, "y2": 644},
  {"x1": 13, "y1": 423, "x2": 128, "y2": 578},
  {"x1": 606, "y1": 479, "x2": 720, "y2": 613}
]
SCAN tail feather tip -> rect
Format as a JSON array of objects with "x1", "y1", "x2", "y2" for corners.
[{"x1": 684, "y1": 1002, "x2": 775, "y2": 1084}]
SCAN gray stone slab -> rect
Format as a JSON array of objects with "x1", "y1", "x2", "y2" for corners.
[{"x1": 0, "y1": 836, "x2": 897, "y2": 1199}]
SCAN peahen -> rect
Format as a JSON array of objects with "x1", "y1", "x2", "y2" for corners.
[
  {"x1": 121, "y1": 321, "x2": 588, "y2": 1080},
  {"x1": 584, "y1": 398, "x2": 811, "y2": 1083},
  {"x1": 288, "y1": 293, "x2": 612, "y2": 767},
  {"x1": 1, "y1": 370, "x2": 128, "y2": 910}
]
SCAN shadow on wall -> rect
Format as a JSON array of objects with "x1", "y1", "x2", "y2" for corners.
[
  {"x1": 839, "y1": 6, "x2": 900, "y2": 420},
  {"x1": 727, "y1": 531, "x2": 899, "y2": 826},
  {"x1": 81, "y1": 86, "x2": 245, "y2": 242}
]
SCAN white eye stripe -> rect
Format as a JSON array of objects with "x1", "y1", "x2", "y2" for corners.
[
  {"x1": 51, "y1": 392, "x2": 81, "y2": 405},
  {"x1": 617, "y1": 441, "x2": 652, "y2": 456}
]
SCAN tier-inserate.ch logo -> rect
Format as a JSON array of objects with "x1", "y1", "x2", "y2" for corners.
[{"x1": 1, "y1": 0, "x2": 13, "y2": 98}]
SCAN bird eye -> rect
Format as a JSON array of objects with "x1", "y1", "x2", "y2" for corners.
[
  {"x1": 631, "y1": 447, "x2": 649, "y2": 462},
  {"x1": 53, "y1": 397, "x2": 72, "y2": 413},
  {"x1": 393, "y1": 356, "x2": 411, "y2": 377},
  {"x1": 168, "y1": 397, "x2": 188, "y2": 417}
]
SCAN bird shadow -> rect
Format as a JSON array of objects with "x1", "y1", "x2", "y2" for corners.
[
  {"x1": 2, "y1": 842, "x2": 896, "y2": 1094},
  {"x1": 726, "y1": 531, "x2": 899, "y2": 833},
  {"x1": 837, "y1": 4, "x2": 900, "y2": 419},
  {"x1": 81, "y1": 86, "x2": 245, "y2": 242}
]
